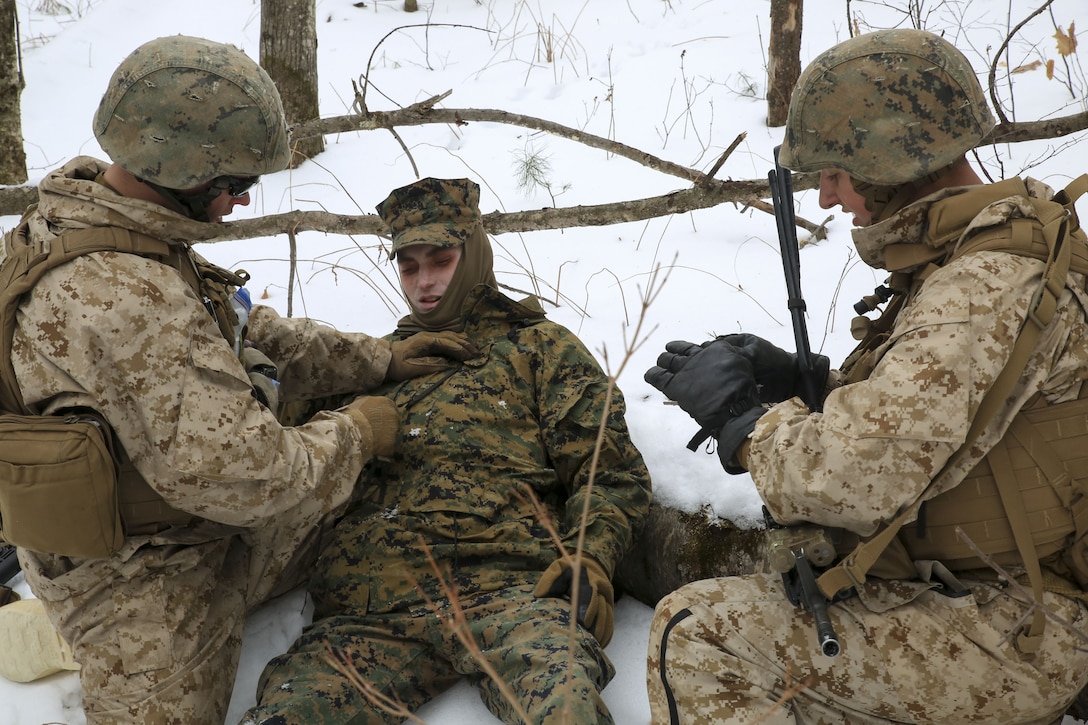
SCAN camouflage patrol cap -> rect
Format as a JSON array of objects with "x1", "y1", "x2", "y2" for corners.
[
  {"x1": 93, "y1": 35, "x2": 290, "y2": 191},
  {"x1": 376, "y1": 178, "x2": 482, "y2": 258},
  {"x1": 779, "y1": 29, "x2": 995, "y2": 185}
]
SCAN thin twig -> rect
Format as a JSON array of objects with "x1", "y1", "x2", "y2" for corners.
[
  {"x1": 954, "y1": 526, "x2": 1088, "y2": 647},
  {"x1": 703, "y1": 132, "x2": 748, "y2": 183},
  {"x1": 325, "y1": 645, "x2": 428, "y2": 724},
  {"x1": 986, "y1": 0, "x2": 1056, "y2": 125},
  {"x1": 415, "y1": 537, "x2": 533, "y2": 724}
]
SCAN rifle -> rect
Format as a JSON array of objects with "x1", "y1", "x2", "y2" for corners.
[
  {"x1": 0, "y1": 543, "x2": 20, "y2": 606},
  {"x1": 763, "y1": 506, "x2": 840, "y2": 657},
  {"x1": 769, "y1": 146, "x2": 823, "y2": 414},
  {"x1": 765, "y1": 146, "x2": 841, "y2": 657}
]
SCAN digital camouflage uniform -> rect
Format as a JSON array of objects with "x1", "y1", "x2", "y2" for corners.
[
  {"x1": 647, "y1": 29, "x2": 1088, "y2": 725},
  {"x1": 648, "y1": 179, "x2": 1088, "y2": 724},
  {"x1": 12, "y1": 158, "x2": 392, "y2": 724},
  {"x1": 244, "y1": 223, "x2": 652, "y2": 722}
]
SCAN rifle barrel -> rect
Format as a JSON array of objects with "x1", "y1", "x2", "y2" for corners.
[{"x1": 793, "y1": 551, "x2": 841, "y2": 657}]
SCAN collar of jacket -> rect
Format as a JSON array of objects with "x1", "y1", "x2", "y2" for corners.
[
  {"x1": 396, "y1": 284, "x2": 547, "y2": 338},
  {"x1": 34, "y1": 155, "x2": 224, "y2": 245},
  {"x1": 851, "y1": 177, "x2": 1051, "y2": 273}
]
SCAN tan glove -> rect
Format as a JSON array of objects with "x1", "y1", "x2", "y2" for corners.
[
  {"x1": 240, "y1": 346, "x2": 280, "y2": 411},
  {"x1": 342, "y1": 396, "x2": 398, "y2": 458},
  {"x1": 387, "y1": 331, "x2": 478, "y2": 382},
  {"x1": 533, "y1": 555, "x2": 615, "y2": 647}
]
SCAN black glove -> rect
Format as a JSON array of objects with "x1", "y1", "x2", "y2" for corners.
[
  {"x1": 721, "y1": 333, "x2": 830, "y2": 406},
  {"x1": 716, "y1": 407, "x2": 765, "y2": 474},
  {"x1": 645, "y1": 339, "x2": 761, "y2": 448}
]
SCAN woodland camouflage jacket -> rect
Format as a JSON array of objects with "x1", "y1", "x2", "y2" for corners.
[{"x1": 311, "y1": 284, "x2": 653, "y2": 617}]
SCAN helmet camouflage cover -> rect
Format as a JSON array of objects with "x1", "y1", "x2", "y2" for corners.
[
  {"x1": 93, "y1": 35, "x2": 290, "y2": 191},
  {"x1": 779, "y1": 29, "x2": 996, "y2": 185}
]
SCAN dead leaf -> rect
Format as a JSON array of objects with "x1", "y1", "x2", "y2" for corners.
[
  {"x1": 1055, "y1": 23, "x2": 1077, "y2": 57},
  {"x1": 1011, "y1": 59, "x2": 1042, "y2": 74},
  {"x1": 1047, "y1": 58, "x2": 1055, "y2": 80}
]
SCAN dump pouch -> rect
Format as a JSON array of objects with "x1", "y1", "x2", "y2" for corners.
[{"x1": 0, "y1": 411, "x2": 122, "y2": 559}]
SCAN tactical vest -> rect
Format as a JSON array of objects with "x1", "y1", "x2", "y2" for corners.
[
  {"x1": 0, "y1": 212, "x2": 248, "y2": 539},
  {"x1": 815, "y1": 176, "x2": 1088, "y2": 655}
]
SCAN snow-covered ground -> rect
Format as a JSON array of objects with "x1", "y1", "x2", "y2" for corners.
[{"x1": 3, "y1": 0, "x2": 1087, "y2": 722}]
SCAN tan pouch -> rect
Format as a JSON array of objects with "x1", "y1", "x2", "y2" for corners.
[
  {"x1": 0, "y1": 598, "x2": 80, "y2": 682},
  {"x1": 0, "y1": 411, "x2": 122, "y2": 558}
]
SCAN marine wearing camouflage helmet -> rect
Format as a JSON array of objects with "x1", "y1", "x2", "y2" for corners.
[
  {"x1": 646, "y1": 29, "x2": 1088, "y2": 724},
  {"x1": 0, "y1": 35, "x2": 470, "y2": 724},
  {"x1": 93, "y1": 35, "x2": 291, "y2": 221},
  {"x1": 779, "y1": 28, "x2": 997, "y2": 223},
  {"x1": 244, "y1": 178, "x2": 653, "y2": 725}
]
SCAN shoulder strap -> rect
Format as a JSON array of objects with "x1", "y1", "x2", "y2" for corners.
[{"x1": 0, "y1": 226, "x2": 170, "y2": 414}]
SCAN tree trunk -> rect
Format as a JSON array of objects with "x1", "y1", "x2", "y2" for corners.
[
  {"x1": 260, "y1": 0, "x2": 324, "y2": 165},
  {"x1": 0, "y1": 0, "x2": 27, "y2": 184},
  {"x1": 766, "y1": 0, "x2": 803, "y2": 128}
]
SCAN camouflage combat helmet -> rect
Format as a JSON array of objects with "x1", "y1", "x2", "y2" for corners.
[
  {"x1": 779, "y1": 29, "x2": 995, "y2": 185},
  {"x1": 377, "y1": 178, "x2": 483, "y2": 258},
  {"x1": 93, "y1": 35, "x2": 290, "y2": 193}
]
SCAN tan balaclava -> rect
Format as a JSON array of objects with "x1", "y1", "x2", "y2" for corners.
[{"x1": 377, "y1": 177, "x2": 498, "y2": 332}]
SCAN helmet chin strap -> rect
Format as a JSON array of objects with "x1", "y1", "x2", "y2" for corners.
[
  {"x1": 854, "y1": 165, "x2": 956, "y2": 224},
  {"x1": 141, "y1": 179, "x2": 218, "y2": 222}
]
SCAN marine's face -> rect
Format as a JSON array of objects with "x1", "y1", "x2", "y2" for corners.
[
  {"x1": 818, "y1": 169, "x2": 872, "y2": 227},
  {"x1": 178, "y1": 175, "x2": 258, "y2": 223},
  {"x1": 396, "y1": 244, "x2": 463, "y2": 313},
  {"x1": 203, "y1": 187, "x2": 251, "y2": 223}
]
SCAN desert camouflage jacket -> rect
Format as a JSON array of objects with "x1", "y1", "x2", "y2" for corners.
[
  {"x1": 10, "y1": 156, "x2": 391, "y2": 535},
  {"x1": 311, "y1": 285, "x2": 652, "y2": 617},
  {"x1": 750, "y1": 178, "x2": 1088, "y2": 538}
]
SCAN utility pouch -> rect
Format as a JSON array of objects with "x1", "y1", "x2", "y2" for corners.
[{"x1": 0, "y1": 411, "x2": 122, "y2": 559}]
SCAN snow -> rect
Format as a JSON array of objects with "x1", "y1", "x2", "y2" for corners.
[{"x1": 2, "y1": 0, "x2": 1086, "y2": 722}]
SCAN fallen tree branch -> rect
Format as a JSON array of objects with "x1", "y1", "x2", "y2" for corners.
[
  {"x1": 3, "y1": 101, "x2": 1082, "y2": 237},
  {"x1": 198, "y1": 179, "x2": 799, "y2": 243}
]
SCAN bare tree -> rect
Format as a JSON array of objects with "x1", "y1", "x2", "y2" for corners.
[
  {"x1": 0, "y1": 0, "x2": 27, "y2": 184},
  {"x1": 260, "y1": 0, "x2": 324, "y2": 165},
  {"x1": 767, "y1": 0, "x2": 804, "y2": 127}
]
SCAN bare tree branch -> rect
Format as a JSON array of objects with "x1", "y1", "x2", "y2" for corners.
[
  {"x1": 197, "y1": 179, "x2": 791, "y2": 243},
  {"x1": 986, "y1": 0, "x2": 1057, "y2": 125},
  {"x1": 3, "y1": 101, "x2": 1083, "y2": 239},
  {"x1": 297, "y1": 96, "x2": 716, "y2": 186}
]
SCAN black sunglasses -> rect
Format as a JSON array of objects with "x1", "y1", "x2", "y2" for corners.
[{"x1": 210, "y1": 175, "x2": 260, "y2": 198}]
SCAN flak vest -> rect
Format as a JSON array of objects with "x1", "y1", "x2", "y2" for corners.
[
  {"x1": 815, "y1": 176, "x2": 1088, "y2": 655},
  {"x1": 0, "y1": 213, "x2": 248, "y2": 540}
]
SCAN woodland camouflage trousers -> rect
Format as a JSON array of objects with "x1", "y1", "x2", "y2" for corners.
[{"x1": 242, "y1": 584, "x2": 616, "y2": 725}]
